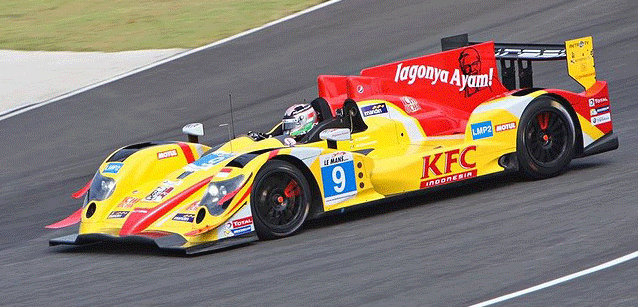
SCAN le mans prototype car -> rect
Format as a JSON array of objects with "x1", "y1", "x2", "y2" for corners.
[{"x1": 47, "y1": 35, "x2": 618, "y2": 254}]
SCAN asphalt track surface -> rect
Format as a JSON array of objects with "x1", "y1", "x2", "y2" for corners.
[{"x1": 1, "y1": 0, "x2": 637, "y2": 305}]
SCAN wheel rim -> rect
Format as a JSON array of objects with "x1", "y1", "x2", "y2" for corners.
[
  {"x1": 253, "y1": 172, "x2": 305, "y2": 230},
  {"x1": 524, "y1": 110, "x2": 569, "y2": 165}
]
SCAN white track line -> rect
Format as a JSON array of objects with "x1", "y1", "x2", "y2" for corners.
[
  {"x1": 469, "y1": 250, "x2": 638, "y2": 307},
  {"x1": 0, "y1": 0, "x2": 345, "y2": 122}
]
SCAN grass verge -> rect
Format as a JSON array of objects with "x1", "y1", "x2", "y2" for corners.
[{"x1": 0, "y1": 0, "x2": 325, "y2": 51}]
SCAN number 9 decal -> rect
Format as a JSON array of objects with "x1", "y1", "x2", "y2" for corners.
[
  {"x1": 332, "y1": 166, "x2": 346, "y2": 193},
  {"x1": 320, "y1": 152, "x2": 358, "y2": 206}
]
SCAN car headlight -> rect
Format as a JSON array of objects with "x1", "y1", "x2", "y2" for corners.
[
  {"x1": 86, "y1": 172, "x2": 117, "y2": 204},
  {"x1": 200, "y1": 175, "x2": 245, "y2": 216}
]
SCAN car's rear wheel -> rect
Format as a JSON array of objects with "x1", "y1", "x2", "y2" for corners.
[
  {"x1": 250, "y1": 160, "x2": 310, "y2": 240},
  {"x1": 517, "y1": 97, "x2": 576, "y2": 179}
]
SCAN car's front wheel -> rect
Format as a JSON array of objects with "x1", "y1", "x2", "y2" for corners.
[{"x1": 250, "y1": 160, "x2": 311, "y2": 240}]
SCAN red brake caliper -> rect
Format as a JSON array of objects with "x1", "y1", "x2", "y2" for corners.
[
  {"x1": 537, "y1": 112, "x2": 550, "y2": 130},
  {"x1": 536, "y1": 112, "x2": 551, "y2": 143},
  {"x1": 284, "y1": 180, "x2": 301, "y2": 198}
]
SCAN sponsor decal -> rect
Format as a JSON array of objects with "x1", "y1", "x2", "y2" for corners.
[
  {"x1": 172, "y1": 213, "x2": 195, "y2": 223},
  {"x1": 320, "y1": 152, "x2": 357, "y2": 206},
  {"x1": 144, "y1": 186, "x2": 174, "y2": 202},
  {"x1": 162, "y1": 180, "x2": 182, "y2": 187},
  {"x1": 420, "y1": 170, "x2": 477, "y2": 188},
  {"x1": 284, "y1": 137, "x2": 297, "y2": 147},
  {"x1": 182, "y1": 123, "x2": 203, "y2": 134},
  {"x1": 108, "y1": 211, "x2": 129, "y2": 219},
  {"x1": 118, "y1": 197, "x2": 140, "y2": 208},
  {"x1": 421, "y1": 145, "x2": 476, "y2": 183},
  {"x1": 225, "y1": 216, "x2": 253, "y2": 236},
  {"x1": 597, "y1": 106, "x2": 610, "y2": 113},
  {"x1": 103, "y1": 162, "x2": 123, "y2": 174},
  {"x1": 566, "y1": 37, "x2": 595, "y2": 88},
  {"x1": 470, "y1": 121, "x2": 493, "y2": 140},
  {"x1": 591, "y1": 113, "x2": 611, "y2": 125},
  {"x1": 215, "y1": 168, "x2": 232, "y2": 178},
  {"x1": 361, "y1": 103, "x2": 388, "y2": 117},
  {"x1": 356, "y1": 85, "x2": 364, "y2": 94},
  {"x1": 457, "y1": 47, "x2": 491, "y2": 97},
  {"x1": 588, "y1": 97, "x2": 609, "y2": 107},
  {"x1": 590, "y1": 106, "x2": 610, "y2": 116},
  {"x1": 188, "y1": 152, "x2": 234, "y2": 170},
  {"x1": 229, "y1": 216, "x2": 253, "y2": 228},
  {"x1": 393, "y1": 47, "x2": 494, "y2": 97},
  {"x1": 177, "y1": 171, "x2": 193, "y2": 179},
  {"x1": 133, "y1": 209, "x2": 149, "y2": 214},
  {"x1": 185, "y1": 201, "x2": 200, "y2": 211},
  {"x1": 321, "y1": 151, "x2": 349, "y2": 167},
  {"x1": 319, "y1": 128, "x2": 350, "y2": 141},
  {"x1": 157, "y1": 149, "x2": 178, "y2": 160},
  {"x1": 495, "y1": 122, "x2": 516, "y2": 132},
  {"x1": 400, "y1": 96, "x2": 421, "y2": 113}
]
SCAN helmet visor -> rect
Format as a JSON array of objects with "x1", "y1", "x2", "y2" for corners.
[{"x1": 282, "y1": 118, "x2": 298, "y2": 132}]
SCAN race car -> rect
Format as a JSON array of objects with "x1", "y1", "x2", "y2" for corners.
[{"x1": 47, "y1": 34, "x2": 618, "y2": 254}]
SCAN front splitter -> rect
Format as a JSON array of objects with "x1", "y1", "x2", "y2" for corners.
[{"x1": 49, "y1": 232, "x2": 258, "y2": 255}]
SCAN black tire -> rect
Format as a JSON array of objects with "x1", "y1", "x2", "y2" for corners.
[
  {"x1": 517, "y1": 97, "x2": 576, "y2": 179},
  {"x1": 250, "y1": 160, "x2": 311, "y2": 240}
]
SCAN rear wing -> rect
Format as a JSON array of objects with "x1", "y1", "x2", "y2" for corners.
[{"x1": 441, "y1": 34, "x2": 595, "y2": 90}]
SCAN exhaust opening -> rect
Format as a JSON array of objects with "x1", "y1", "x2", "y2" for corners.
[
  {"x1": 498, "y1": 153, "x2": 519, "y2": 172},
  {"x1": 86, "y1": 202, "x2": 97, "y2": 219},
  {"x1": 195, "y1": 208, "x2": 206, "y2": 224}
]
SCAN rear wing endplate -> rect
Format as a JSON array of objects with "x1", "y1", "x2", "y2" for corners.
[{"x1": 441, "y1": 34, "x2": 594, "y2": 90}]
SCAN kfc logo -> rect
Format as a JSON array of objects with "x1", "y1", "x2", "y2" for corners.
[
  {"x1": 401, "y1": 96, "x2": 421, "y2": 113},
  {"x1": 118, "y1": 197, "x2": 140, "y2": 208},
  {"x1": 420, "y1": 146, "x2": 477, "y2": 188},
  {"x1": 458, "y1": 48, "x2": 491, "y2": 97},
  {"x1": 459, "y1": 48, "x2": 481, "y2": 75},
  {"x1": 185, "y1": 201, "x2": 200, "y2": 211},
  {"x1": 421, "y1": 146, "x2": 476, "y2": 179}
]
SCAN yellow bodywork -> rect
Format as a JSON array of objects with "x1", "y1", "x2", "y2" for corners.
[
  {"x1": 76, "y1": 92, "x2": 537, "y2": 250},
  {"x1": 52, "y1": 36, "x2": 613, "y2": 253},
  {"x1": 566, "y1": 36, "x2": 596, "y2": 90}
]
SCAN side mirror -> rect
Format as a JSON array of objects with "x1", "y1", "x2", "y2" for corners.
[
  {"x1": 182, "y1": 123, "x2": 204, "y2": 143},
  {"x1": 319, "y1": 128, "x2": 351, "y2": 142}
]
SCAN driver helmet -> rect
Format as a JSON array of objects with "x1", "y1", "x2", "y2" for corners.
[{"x1": 282, "y1": 104, "x2": 318, "y2": 138}]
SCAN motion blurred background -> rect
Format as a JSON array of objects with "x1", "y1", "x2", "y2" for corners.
[{"x1": 1, "y1": 0, "x2": 637, "y2": 306}]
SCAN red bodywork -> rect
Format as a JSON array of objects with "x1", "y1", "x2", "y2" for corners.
[
  {"x1": 318, "y1": 42, "x2": 510, "y2": 136},
  {"x1": 545, "y1": 81, "x2": 612, "y2": 135},
  {"x1": 317, "y1": 41, "x2": 613, "y2": 137}
]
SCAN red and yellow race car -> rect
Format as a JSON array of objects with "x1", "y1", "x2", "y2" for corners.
[{"x1": 47, "y1": 35, "x2": 617, "y2": 254}]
